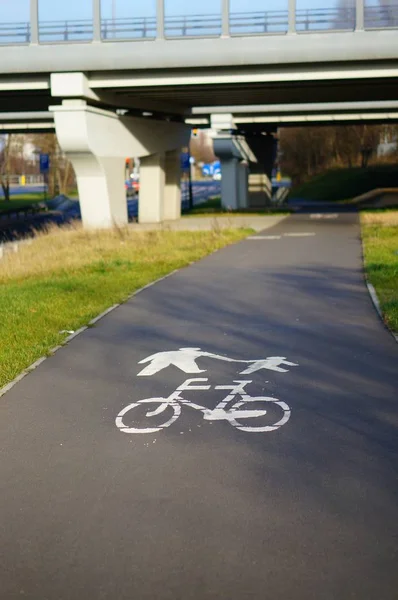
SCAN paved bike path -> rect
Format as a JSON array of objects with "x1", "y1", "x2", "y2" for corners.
[{"x1": 1, "y1": 212, "x2": 397, "y2": 599}]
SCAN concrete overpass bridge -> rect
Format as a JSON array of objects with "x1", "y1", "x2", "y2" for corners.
[{"x1": 0, "y1": 1, "x2": 397, "y2": 225}]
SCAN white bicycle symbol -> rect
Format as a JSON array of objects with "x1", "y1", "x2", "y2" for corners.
[{"x1": 115, "y1": 378, "x2": 291, "y2": 434}]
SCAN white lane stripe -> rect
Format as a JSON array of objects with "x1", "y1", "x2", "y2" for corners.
[
  {"x1": 284, "y1": 232, "x2": 316, "y2": 237},
  {"x1": 310, "y1": 213, "x2": 338, "y2": 219},
  {"x1": 248, "y1": 236, "x2": 282, "y2": 240}
]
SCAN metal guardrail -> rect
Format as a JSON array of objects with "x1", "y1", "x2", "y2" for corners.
[
  {"x1": 39, "y1": 19, "x2": 93, "y2": 41},
  {"x1": 365, "y1": 4, "x2": 398, "y2": 28},
  {"x1": 296, "y1": 7, "x2": 356, "y2": 31},
  {"x1": 102, "y1": 17, "x2": 156, "y2": 39},
  {"x1": 0, "y1": 22, "x2": 30, "y2": 43},
  {"x1": 229, "y1": 11, "x2": 288, "y2": 33},
  {"x1": 0, "y1": 6, "x2": 397, "y2": 44}
]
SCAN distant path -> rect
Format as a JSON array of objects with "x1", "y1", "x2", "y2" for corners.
[{"x1": 0, "y1": 211, "x2": 397, "y2": 599}]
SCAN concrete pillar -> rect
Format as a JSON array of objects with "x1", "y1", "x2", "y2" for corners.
[
  {"x1": 50, "y1": 86, "x2": 189, "y2": 229},
  {"x1": 220, "y1": 158, "x2": 239, "y2": 211},
  {"x1": 139, "y1": 153, "x2": 165, "y2": 223},
  {"x1": 212, "y1": 133, "x2": 256, "y2": 212},
  {"x1": 238, "y1": 161, "x2": 249, "y2": 209},
  {"x1": 164, "y1": 149, "x2": 181, "y2": 221},
  {"x1": 70, "y1": 154, "x2": 127, "y2": 228}
]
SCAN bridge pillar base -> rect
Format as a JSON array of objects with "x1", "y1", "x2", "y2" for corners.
[
  {"x1": 220, "y1": 158, "x2": 239, "y2": 211},
  {"x1": 139, "y1": 153, "x2": 165, "y2": 224},
  {"x1": 69, "y1": 154, "x2": 127, "y2": 228},
  {"x1": 238, "y1": 162, "x2": 249, "y2": 209},
  {"x1": 164, "y1": 150, "x2": 182, "y2": 221},
  {"x1": 139, "y1": 150, "x2": 182, "y2": 224},
  {"x1": 50, "y1": 100, "x2": 188, "y2": 229},
  {"x1": 213, "y1": 134, "x2": 255, "y2": 212}
]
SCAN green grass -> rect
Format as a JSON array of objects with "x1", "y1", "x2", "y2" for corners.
[
  {"x1": 361, "y1": 211, "x2": 398, "y2": 333},
  {"x1": 0, "y1": 226, "x2": 250, "y2": 389},
  {"x1": 291, "y1": 165, "x2": 398, "y2": 202},
  {"x1": 184, "y1": 196, "x2": 291, "y2": 217},
  {"x1": 0, "y1": 194, "x2": 46, "y2": 214}
]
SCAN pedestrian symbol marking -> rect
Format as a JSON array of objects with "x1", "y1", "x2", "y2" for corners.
[{"x1": 137, "y1": 348, "x2": 298, "y2": 377}]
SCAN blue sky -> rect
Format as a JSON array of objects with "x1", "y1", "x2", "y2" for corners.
[{"x1": 0, "y1": 1, "x2": 356, "y2": 23}]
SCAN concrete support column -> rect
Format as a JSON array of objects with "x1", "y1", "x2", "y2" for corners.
[
  {"x1": 139, "y1": 153, "x2": 166, "y2": 223},
  {"x1": 50, "y1": 77, "x2": 189, "y2": 229},
  {"x1": 238, "y1": 161, "x2": 249, "y2": 209},
  {"x1": 164, "y1": 149, "x2": 182, "y2": 221},
  {"x1": 220, "y1": 158, "x2": 239, "y2": 210},
  {"x1": 70, "y1": 154, "x2": 127, "y2": 228},
  {"x1": 212, "y1": 132, "x2": 256, "y2": 211}
]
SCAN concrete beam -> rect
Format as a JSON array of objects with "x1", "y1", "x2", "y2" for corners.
[
  {"x1": 89, "y1": 64, "x2": 398, "y2": 89},
  {"x1": 193, "y1": 100, "x2": 398, "y2": 115},
  {"x1": 0, "y1": 111, "x2": 53, "y2": 121},
  {"x1": 1, "y1": 30, "x2": 398, "y2": 74},
  {"x1": 235, "y1": 113, "x2": 398, "y2": 124},
  {"x1": 51, "y1": 72, "x2": 188, "y2": 116}
]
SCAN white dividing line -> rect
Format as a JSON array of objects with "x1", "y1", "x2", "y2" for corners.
[
  {"x1": 0, "y1": 269, "x2": 179, "y2": 400},
  {"x1": 248, "y1": 235, "x2": 282, "y2": 240},
  {"x1": 310, "y1": 213, "x2": 338, "y2": 219},
  {"x1": 284, "y1": 232, "x2": 316, "y2": 237}
]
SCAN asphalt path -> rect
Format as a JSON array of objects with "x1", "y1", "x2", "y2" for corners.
[{"x1": 1, "y1": 212, "x2": 397, "y2": 599}]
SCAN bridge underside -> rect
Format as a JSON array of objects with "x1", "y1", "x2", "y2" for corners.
[{"x1": 0, "y1": 28, "x2": 397, "y2": 226}]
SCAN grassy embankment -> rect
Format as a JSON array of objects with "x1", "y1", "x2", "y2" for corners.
[
  {"x1": 361, "y1": 210, "x2": 398, "y2": 334},
  {"x1": 0, "y1": 194, "x2": 46, "y2": 214},
  {"x1": 184, "y1": 197, "x2": 290, "y2": 216},
  {"x1": 0, "y1": 225, "x2": 250, "y2": 389},
  {"x1": 291, "y1": 165, "x2": 398, "y2": 202},
  {"x1": 0, "y1": 191, "x2": 79, "y2": 215}
]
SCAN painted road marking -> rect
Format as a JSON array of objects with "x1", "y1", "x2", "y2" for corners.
[
  {"x1": 248, "y1": 235, "x2": 282, "y2": 240},
  {"x1": 284, "y1": 232, "x2": 316, "y2": 237},
  {"x1": 116, "y1": 352, "x2": 299, "y2": 436},
  {"x1": 310, "y1": 213, "x2": 338, "y2": 219},
  {"x1": 116, "y1": 379, "x2": 292, "y2": 435},
  {"x1": 137, "y1": 349, "x2": 298, "y2": 377}
]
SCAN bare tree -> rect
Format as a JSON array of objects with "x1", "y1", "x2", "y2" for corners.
[
  {"x1": 0, "y1": 134, "x2": 13, "y2": 202},
  {"x1": 279, "y1": 124, "x2": 388, "y2": 185},
  {"x1": 29, "y1": 133, "x2": 75, "y2": 197},
  {"x1": 189, "y1": 130, "x2": 216, "y2": 164}
]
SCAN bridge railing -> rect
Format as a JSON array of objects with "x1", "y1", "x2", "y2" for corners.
[
  {"x1": 101, "y1": 17, "x2": 157, "y2": 40},
  {"x1": 0, "y1": 5, "x2": 398, "y2": 45},
  {"x1": 39, "y1": 19, "x2": 93, "y2": 42},
  {"x1": 0, "y1": 21, "x2": 30, "y2": 44},
  {"x1": 229, "y1": 11, "x2": 289, "y2": 34},
  {"x1": 365, "y1": 3, "x2": 398, "y2": 28},
  {"x1": 296, "y1": 6, "x2": 356, "y2": 31}
]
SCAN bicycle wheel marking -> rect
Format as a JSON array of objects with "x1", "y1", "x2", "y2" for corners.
[
  {"x1": 116, "y1": 399, "x2": 181, "y2": 434},
  {"x1": 116, "y1": 350, "x2": 299, "y2": 436},
  {"x1": 115, "y1": 377, "x2": 296, "y2": 436}
]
